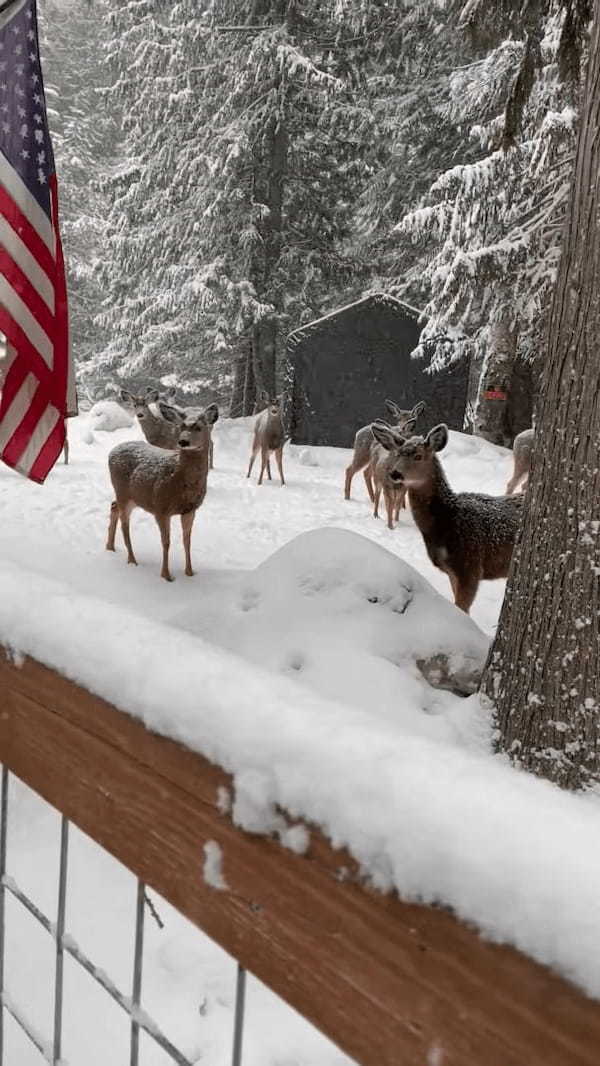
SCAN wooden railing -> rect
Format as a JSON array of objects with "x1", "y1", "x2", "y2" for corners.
[{"x1": 1, "y1": 650, "x2": 599, "y2": 1066}]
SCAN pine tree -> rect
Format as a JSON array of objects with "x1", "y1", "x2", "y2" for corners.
[
  {"x1": 39, "y1": 0, "x2": 114, "y2": 393},
  {"x1": 398, "y1": 1, "x2": 585, "y2": 443},
  {"x1": 95, "y1": 0, "x2": 372, "y2": 411}
]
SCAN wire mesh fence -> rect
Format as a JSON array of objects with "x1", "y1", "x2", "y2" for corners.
[{"x1": 0, "y1": 766, "x2": 247, "y2": 1066}]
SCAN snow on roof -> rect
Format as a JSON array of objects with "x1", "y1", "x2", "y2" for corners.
[
  {"x1": 2, "y1": 526, "x2": 600, "y2": 999},
  {"x1": 287, "y1": 292, "x2": 424, "y2": 348}
]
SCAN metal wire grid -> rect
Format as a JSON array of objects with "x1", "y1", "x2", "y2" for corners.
[{"x1": 0, "y1": 766, "x2": 247, "y2": 1066}]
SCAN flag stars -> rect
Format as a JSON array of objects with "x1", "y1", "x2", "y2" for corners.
[
  {"x1": 14, "y1": 44, "x2": 23, "y2": 56},
  {"x1": 15, "y1": 84, "x2": 25, "y2": 97},
  {"x1": 37, "y1": 167, "x2": 46, "y2": 185},
  {"x1": 34, "y1": 128, "x2": 44, "y2": 144},
  {"x1": 37, "y1": 150, "x2": 46, "y2": 164},
  {"x1": 30, "y1": 72, "x2": 39, "y2": 85},
  {"x1": 27, "y1": 30, "x2": 35, "y2": 41},
  {"x1": 1, "y1": 121, "x2": 9, "y2": 134},
  {"x1": 20, "y1": 148, "x2": 29, "y2": 159},
  {"x1": 20, "y1": 123, "x2": 28, "y2": 138},
  {"x1": 17, "y1": 105, "x2": 25, "y2": 117},
  {"x1": 33, "y1": 112, "x2": 42, "y2": 124},
  {"x1": 33, "y1": 93, "x2": 41, "y2": 104}
]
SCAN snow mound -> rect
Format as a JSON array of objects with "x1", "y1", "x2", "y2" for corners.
[
  {"x1": 176, "y1": 529, "x2": 489, "y2": 736},
  {"x1": 249, "y1": 528, "x2": 487, "y2": 691},
  {"x1": 88, "y1": 399, "x2": 134, "y2": 432},
  {"x1": 298, "y1": 447, "x2": 319, "y2": 467}
]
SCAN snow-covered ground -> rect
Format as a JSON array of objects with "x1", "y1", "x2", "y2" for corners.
[{"x1": 1, "y1": 412, "x2": 599, "y2": 1065}]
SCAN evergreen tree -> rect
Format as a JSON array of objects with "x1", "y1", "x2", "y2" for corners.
[
  {"x1": 398, "y1": 1, "x2": 586, "y2": 443},
  {"x1": 95, "y1": 0, "x2": 373, "y2": 411},
  {"x1": 39, "y1": 0, "x2": 114, "y2": 393}
]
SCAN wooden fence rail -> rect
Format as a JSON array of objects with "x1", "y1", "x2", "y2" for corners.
[{"x1": 1, "y1": 651, "x2": 599, "y2": 1066}]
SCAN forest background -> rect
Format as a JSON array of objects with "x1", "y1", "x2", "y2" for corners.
[{"x1": 40, "y1": 0, "x2": 589, "y2": 441}]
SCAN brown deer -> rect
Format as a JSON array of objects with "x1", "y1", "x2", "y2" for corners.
[
  {"x1": 120, "y1": 387, "x2": 180, "y2": 450},
  {"x1": 344, "y1": 400, "x2": 426, "y2": 501},
  {"x1": 247, "y1": 393, "x2": 285, "y2": 485},
  {"x1": 370, "y1": 421, "x2": 523, "y2": 613},
  {"x1": 121, "y1": 386, "x2": 217, "y2": 468},
  {"x1": 106, "y1": 402, "x2": 218, "y2": 582},
  {"x1": 506, "y1": 427, "x2": 534, "y2": 495}
]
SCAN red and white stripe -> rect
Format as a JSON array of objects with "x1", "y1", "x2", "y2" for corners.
[{"x1": 0, "y1": 154, "x2": 73, "y2": 483}]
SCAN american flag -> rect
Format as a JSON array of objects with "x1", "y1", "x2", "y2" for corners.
[{"x1": 0, "y1": 0, "x2": 75, "y2": 483}]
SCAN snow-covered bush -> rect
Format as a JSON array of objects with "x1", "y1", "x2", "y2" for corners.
[{"x1": 88, "y1": 400, "x2": 134, "y2": 433}]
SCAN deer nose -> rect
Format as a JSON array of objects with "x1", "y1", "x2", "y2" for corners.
[
  {"x1": 179, "y1": 438, "x2": 190, "y2": 447},
  {"x1": 390, "y1": 470, "x2": 404, "y2": 483}
]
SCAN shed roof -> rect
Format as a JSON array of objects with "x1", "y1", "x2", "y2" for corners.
[{"x1": 287, "y1": 292, "x2": 423, "y2": 350}]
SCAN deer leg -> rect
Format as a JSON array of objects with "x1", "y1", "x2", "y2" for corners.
[
  {"x1": 258, "y1": 447, "x2": 269, "y2": 486},
  {"x1": 120, "y1": 502, "x2": 138, "y2": 566},
  {"x1": 267, "y1": 456, "x2": 272, "y2": 480},
  {"x1": 247, "y1": 441, "x2": 259, "y2": 479},
  {"x1": 384, "y1": 489, "x2": 395, "y2": 530},
  {"x1": 506, "y1": 459, "x2": 526, "y2": 495},
  {"x1": 156, "y1": 514, "x2": 173, "y2": 582},
  {"x1": 106, "y1": 501, "x2": 119, "y2": 552},
  {"x1": 453, "y1": 570, "x2": 480, "y2": 614},
  {"x1": 181, "y1": 510, "x2": 196, "y2": 577},
  {"x1": 373, "y1": 485, "x2": 381, "y2": 519},
  {"x1": 363, "y1": 465, "x2": 375, "y2": 503},
  {"x1": 63, "y1": 437, "x2": 69, "y2": 464},
  {"x1": 275, "y1": 446, "x2": 285, "y2": 485}
]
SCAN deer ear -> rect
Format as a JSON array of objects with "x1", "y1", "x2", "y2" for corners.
[
  {"x1": 145, "y1": 388, "x2": 160, "y2": 403},
  {"x1": 204, "y1": 403, "x2": 219, "y2": 425},
  {"x1": 157, "y1": 401, "x2": 183, "y2": 424},
  {"x1": 426, "y1": 424, "x2": 448, "y2": 452},
  {"x1": 384, "y1": 399, "x2": 401, "y2": 419},
  {"x1": 119, "y1": 389, "x2": 132, "y2": 403},
  {"x1": 411, "y1": 400, "x2": 426, "y2": 419},
  {"x1": 164, "y1": 386, "x2": 177, "y2": 399},
  {"x1": 402, "y1": 417, "x2": 417, "y2": 435},
  {"x1": 371, "y1": 421, "x2": 399, "y2": 451}
]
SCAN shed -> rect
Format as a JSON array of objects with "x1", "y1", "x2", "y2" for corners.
[{"x1": 285, "y1": 293, "x2": 469, "y2": 447}]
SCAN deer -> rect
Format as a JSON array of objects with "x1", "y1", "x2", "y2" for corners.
[
  {"x1": 506, "y1": 427, "x2": 534, "y2": 495},
  {"x1": 247, "y1": 392, "x2": 285, "y2": 485},
  {"x1": 120, "y1": 386, "x2": 217, "y2": 468},
  {"x1": 344, "y1": 399, "x2": 426, "y2": 501},
  {"x1": 106, "y1": 402, "x2": 218, "y2": 582},
  {"x1": 370, "y1": 421, "x2": 523, "y2": 613}
]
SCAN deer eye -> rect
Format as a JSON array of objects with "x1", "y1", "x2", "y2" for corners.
[{"x1": 413, "y1": 454, "x2": 422, "y2": 461}]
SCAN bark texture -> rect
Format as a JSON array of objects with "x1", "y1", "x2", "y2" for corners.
[
  {"x1": 481, "y1": 4, "x2": 600, "y2": 790},
  {"x1": 472, "y1": 317, "x2": 518, "y2": 446}
]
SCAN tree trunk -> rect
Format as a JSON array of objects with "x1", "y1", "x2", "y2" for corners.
[
  {"x1": 242, "y1": 342, "x2": 257, "y2": 415},
  {"x1": 480, "y1": 3, "x2": 600, "y2": 791},
  {"x1": 229, "y1": 350, "x2": 246, "y2": 418},
  {"x1": 472, "y1": 317, "x2": 517, "y2": 446},
  {"x1": 249, "y1": 40, "x2": 287, "y2": 401}
]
